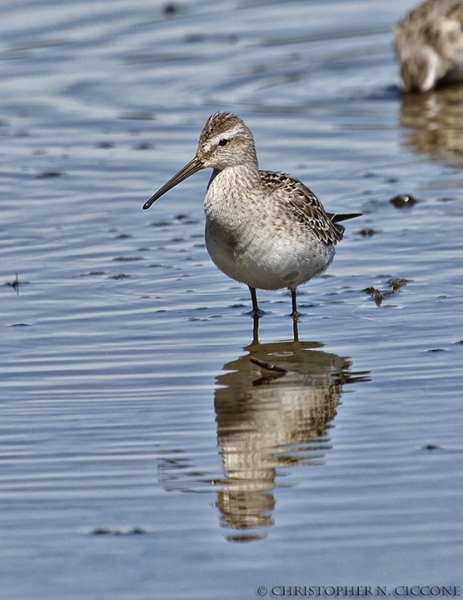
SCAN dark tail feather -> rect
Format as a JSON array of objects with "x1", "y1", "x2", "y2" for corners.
[
  {"x1": 329, "y1": 212, "x2": 361, "y2": 237},
  {"x1": 329, "y1": 213, "x2": 362, "y2": 223}
]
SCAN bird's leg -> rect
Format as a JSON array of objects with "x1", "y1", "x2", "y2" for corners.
[
  {"x1": 248, "y1": 287, "x2": 263, "y2": 341},
  {"x1": 290, "y1": 289, "x2": 299, "y2": 342},
  {"x1": 249, "y1": 287, "x2": 261, "y2": 318},
  {"x1": 290, "y1": 289, "x2": 300, "y2": 321}
]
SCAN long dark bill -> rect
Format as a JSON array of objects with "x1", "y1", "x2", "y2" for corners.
[{"x1": 143, "y1": 156, "x2": 204, "y2": 210}]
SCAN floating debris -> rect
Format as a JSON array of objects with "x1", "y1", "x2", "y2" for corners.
[
  {"x1": 364, "y1": 286, "x2": 384, "y2": 307},
  {"x1": 36, "y1": 171, "x2": 62, "y2": 178},
  {"x1": 249, "y1": 356, "x2": 288, "y2": 374},
  {"x1": 163, "y1": 2, "x2": 179, "y2": 15},
  {"x1": 4, "y1": 273, "x2": 29, "y2": 295},
  {"x1": 119, "y1": 111, "x2": 155, "y2": 121},
  {"x1": 389, "y1": 278, "x2": 408, "y2": 292},
  {"x1": 97, "y1": 141, "x2": 114, "y2": 149},
  {"x1": 112, "y1": 256, "x2": 143, "y2": 262},
  {"x1": 91, "y1": 527, "x2": 146, "y2": 536},
  {"x1": 390, "y1": 194, "x2": 418, "y2": 208},
  {"x1": 358, "y1": 228, "x2": 377, "y2": 237},
  {"x1": 77, "y1": 271, "x2": 105, "y2": 277},
  {"x1": 364, "y1": 278, "x2": 410, "y2": 307}
]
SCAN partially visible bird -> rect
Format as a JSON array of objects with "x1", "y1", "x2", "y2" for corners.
[
  {"x1": 394, "y1": 0, "x2": 463, "y2": 92},
  {"x1": 143, "y1": 112, "x2": 360, "y2": 338}
]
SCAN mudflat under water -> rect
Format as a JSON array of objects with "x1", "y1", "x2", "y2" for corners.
[{"x1": 1, "y1": 1, "x2": 463, "y2": 599}]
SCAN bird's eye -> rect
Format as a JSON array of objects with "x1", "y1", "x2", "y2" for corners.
[{"x1": 218, "y1": 138, "x2": 228, "y2": 146}]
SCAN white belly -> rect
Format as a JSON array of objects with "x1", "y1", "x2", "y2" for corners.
[
  {"x1": 205, "y1": 215, "x2": 335, "y2": 291},
  {"x1": 203, "y1": 168, "x2": 336, "y2": 291}
]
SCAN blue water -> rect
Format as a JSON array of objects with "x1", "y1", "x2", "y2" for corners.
[{"x1": 1, "y1": 0, "x2": 463, "y2": 598}]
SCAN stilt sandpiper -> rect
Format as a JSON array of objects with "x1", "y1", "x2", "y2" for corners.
[
  {"x1": 143, "y1": 112, "x2": 359, "y2": 340},
  {"x1": 395, "y1": 0, "x2": 463, "y2": 92}
]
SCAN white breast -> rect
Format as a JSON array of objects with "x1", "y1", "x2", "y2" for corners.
[{"x1": 204, "y1": 168, "x2": 335, "y2": 291}]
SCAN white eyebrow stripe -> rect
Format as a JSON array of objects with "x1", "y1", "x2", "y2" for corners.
[{"x1": 210, "y1": 123, "x2": 243, "y2": 144}]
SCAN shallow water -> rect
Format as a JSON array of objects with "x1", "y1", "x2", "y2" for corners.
[{"x1": 1, "y1": 0, "x2": 463, "y2": 598}]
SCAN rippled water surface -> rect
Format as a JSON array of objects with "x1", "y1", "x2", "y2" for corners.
[{"x1": 1, "y1": 1, "x2": 463, "y2": 598}]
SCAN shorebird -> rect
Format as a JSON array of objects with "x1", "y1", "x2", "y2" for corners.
[
  {"x1": 394, "y1": 0, "x2": 463, "y2": 92},
  {"x1": 143, "y1": 112, "x2": 359, "y2": 339}
]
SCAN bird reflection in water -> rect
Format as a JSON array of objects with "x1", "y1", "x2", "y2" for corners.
[
  {"x1": 157, "y1": 339, "x2": 368, "y2": 543},
  {"x1": 400, "y1": 83, "x2": 463, "y2": 167},
  {"x1": 213, "y1": 339, "x2": 368, "y2": 543}
]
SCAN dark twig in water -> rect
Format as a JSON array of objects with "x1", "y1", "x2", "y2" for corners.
[
  {"x1": 249, "y1": 357, "x2": 289, "y2": 374},
  {"x1": 5, "y1": 273, "x2": 21, "y2": 295}
]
